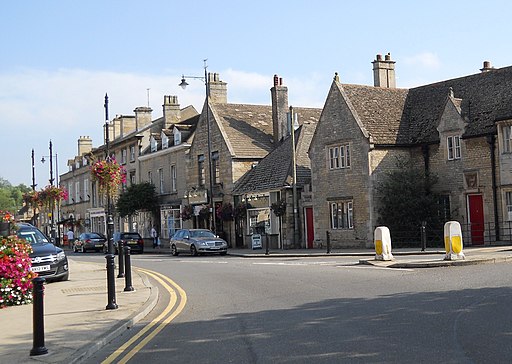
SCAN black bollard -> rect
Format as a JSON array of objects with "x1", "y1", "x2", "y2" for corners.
[
  {"x1": 265, "y1": 233, "x2": 270, "y2": 255},
  {"x1": 326, "y1": 230, "x2": 331, "y2": 254},
  {"x1": 30, "y1": 277, "x2": 48, "y2": 356},
  {"x1": 124, "y1": 246, "x2": 134, "y2": 291},
  {"x1": 421, "y1": 221, "x2": 427, "y2": 252},
  {"x1": 105, "y1": 254, "x2": 118, "y2": 310},
  {"x1": 117, "y1": 244, "x2": 125, "y2": 278}
]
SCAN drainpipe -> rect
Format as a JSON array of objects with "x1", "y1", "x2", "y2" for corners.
[{"x1": 487, "y1": 135, "x2": 500, "y2": 241}]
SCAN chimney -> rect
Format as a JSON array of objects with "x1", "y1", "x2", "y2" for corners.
[
  {"x1": 134, "y1": 106, "x2": 153, "y2": 130},
  {"x1": 480, "y1": 60, "x2": 494, "y2": 73},
  {"x1": 372, "y1": 52, "x2": 396, "y2": 88},
  {"x1": 271, "y1": 74, "x2": 289, "y2": 143},
  {"x1": 163, "y1": 95, "x2": 181, "y2": 128},
  {"x1": 77, "y1": 136, "x2": 93, "y2": 156},
  {"x1": 207, "y1": 73, "x2": 227, "y2": 103}
]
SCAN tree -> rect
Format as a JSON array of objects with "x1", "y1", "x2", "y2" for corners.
[
  {"x1": 376, "y1": 157, "x2": 443, "y2": 242},
  {"x1": 116, "y1": 182, "x2": 159, "y2": 218}
]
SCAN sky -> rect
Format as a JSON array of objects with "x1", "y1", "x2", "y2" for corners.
[{"x1": 2, "y1": 0, "x2": 512, "y2": 187}]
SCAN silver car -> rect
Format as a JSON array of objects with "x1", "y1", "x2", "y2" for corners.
[{"x1": 170, "y1": 229, "x2": 228, "y2": 256}]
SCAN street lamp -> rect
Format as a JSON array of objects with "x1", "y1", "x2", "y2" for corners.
[
  {"x1": 41, "y1": 141, "x2": 59, "y2": 243},
  {"x1": 104, "y1": 93, "x2": 118, "y2": 310},
  {"x1": 179, "y1": 59, "x2": 217, "y2": 234}
]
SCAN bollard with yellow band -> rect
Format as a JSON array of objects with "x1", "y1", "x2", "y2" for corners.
[
  {"x1": 444, "y1": 221, "x2": 465, "y2": 260},
  {"x1": 374, "y1": 226, "x2": 393, "y2": 261}
]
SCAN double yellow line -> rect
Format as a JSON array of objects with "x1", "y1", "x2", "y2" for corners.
[{"x1": 102, "y1": 268, "x2": 187, "y2": 364}]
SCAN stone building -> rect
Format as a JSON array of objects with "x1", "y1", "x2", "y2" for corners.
[
  {"x1": 185, "y1": 73, "x2": 321, "y2": 248},
  {"x1": 309, "y1": 54, "x2": 512, "y2": 248}
]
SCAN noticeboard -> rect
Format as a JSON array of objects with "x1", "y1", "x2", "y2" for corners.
[{"x1": 251, "y1": 234, "x2": 262, "y2": 250}]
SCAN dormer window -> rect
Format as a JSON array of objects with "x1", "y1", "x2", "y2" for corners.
[
  {"x1": 174, "y1": 129, "x2": 182, "y2": 145},
  {"x1": 447, "y1": 136, "x2": 461, "y2": 160},
  {"x1": 150, "y1": 136, "x2": 157, "y2": 152},
  {"x1": 162, "y1": 133, "x2": 169, "y2": 149}
]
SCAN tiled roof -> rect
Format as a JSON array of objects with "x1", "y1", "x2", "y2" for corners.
[
  {"x1": 233, "y1": 122, "x2": 318, "y2": 194},
  {"x1": 341, "y1": 84, "x2": 409, "y2": 145},
  {"x1": 403, "y1": 66, "x2": 512, "y2": 143},
  {"x1": 212, "y1": 103, "x2": 321, "y2": 158}
]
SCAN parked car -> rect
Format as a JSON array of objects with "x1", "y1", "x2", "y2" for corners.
[
  {"x1": 74, "y1": 232, "x2": 107, "y2": 253},
  {"x1": 103, "y1": 232, "x2": 144, "y2": 254},
  {"x1": 170, "y1": 229, "x2": 228, "y2": 256},
  {"x1": 16, "y1": 223, "x2": 69, "y2": 282}
]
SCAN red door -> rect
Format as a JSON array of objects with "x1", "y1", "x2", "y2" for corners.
[
  {"x1": 468, "y1": 194, "x2": 484, "y2": 245},
  {"x1": 305, "y1": 207, "x2": 314, "y2": 249}
]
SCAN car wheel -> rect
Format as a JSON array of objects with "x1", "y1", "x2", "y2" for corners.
[
  {"x1": 171, "y1": 244, "x2": 179, "y2": 256},
  {"x1": 190, "y1": 245, "x2": 198, "y2": 256}
]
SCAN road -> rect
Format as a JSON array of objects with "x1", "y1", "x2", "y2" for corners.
[{"x1": 77, "y1": 252, "x2": 512, "y2": 363}]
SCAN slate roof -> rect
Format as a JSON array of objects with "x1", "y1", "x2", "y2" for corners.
[
  {"x1": 341, "y1": 84, "x2": 408, "y2": 145},
  {"x1": 212, "y1": 103, "x2": 321, "y2": 158},
  {"x1": 403, "y1": 65, "x2": 512, "y2": 144},
  {"x1": 339, "y1": 65, "x2": 512, "y2": 146},
  {"x1": 233, "y1": 121, "x2": 318, "y2": 194}
]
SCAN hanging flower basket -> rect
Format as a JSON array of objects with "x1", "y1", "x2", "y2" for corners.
[
  {"x1": 271, "y1": 198, "x2": 287, "y2": 217},
  {"x1": 23, "y1": 191, "x2": 39, "y2": 209},
  {"x1": 35, "y1": 185, "x2": 68, "y2": 212},
  {"x1": 199, "y1": 205, "x2": 210, "y2": 220},
  {"x1": 90, "y1": 157, "x2": 126, "y2": 197},
  {"x1": 216, "y1": 203, "x2": 234, "y2": 221},
  {"x1": 234, "y1": 202, "x2": 252, "y2": 219},
  {"x1": 180, "y1": 204, "x2": 194, "y2": 221}
]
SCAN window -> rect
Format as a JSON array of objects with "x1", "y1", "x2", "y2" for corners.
[
  {"x1": 84, "y1": 178, "x2": 89, "y2": 201},
  {"x1": 170, "y1": 165, "x2": 177, "y2": 192},
  {"x1": 121, "y1": 149, "x2": 127, "y2": 164},
  {"x1": 198, "y1": 155, "x2": 205, "y2": 186},
  {"x1": 330, "y1": 200, "x2": 353, "y2": 229},
  {"x1": 130, "y1": 145, "x2": 136, "y2": 162},
  {"x1": 148, "y1": 171, "x2": 153, "y2": 185},
  {"x1": 130, "y1": 171, "x2": 136, "y2": 185},
  {"x1": 438, "y1": 195, "x2": 451, "y2": 221},
  {"x1": 174, "y1": 130, "x2": 182, "y2": 145},
  {"x1": 328, "y1": 144, "x2": 350, "y2": 170},
  {"x1": 447, "y1": 136, "x2": 461, "y2": 160},
  {"x1": 150, "y1": 137, "x2": 157, "y2": 152},
  {"x1": 212, "y1": 151, "x2": 220, "y2": 184},
  {"x1": 162, "y1": 134, "x2": 169, "y2": 149},
  {"x1": 68, "y1": 182, "x2": 73, "y2": 204},
  {"x1": 75, "y1": 181, "x2": 80, "y2": 202},
  {"x1": 502, "y1": 126, "x2": 512, "y2": 153},
  {"x1": 506, "y1": 192, "x2": 512, "y2": 221},
  {"x1": 158, "y1": 168, "x2": 164, "y2": 194}
]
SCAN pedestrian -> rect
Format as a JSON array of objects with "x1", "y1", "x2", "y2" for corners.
[
  {"x1": 66, "y1": 228, "x2": 74, "y2": 248},
  {"x1": 151, "y1": 226, "x2": 158, "y2": 248}
]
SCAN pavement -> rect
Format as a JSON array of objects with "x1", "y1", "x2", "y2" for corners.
[{"x1": 2, "y1": 244, "x2": 512, "y2": 363}]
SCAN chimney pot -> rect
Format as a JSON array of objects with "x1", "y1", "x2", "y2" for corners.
[
  {"x1": 385, "y1": 53, "x2": 391, "y2": 61},
  {"x1": 480, "y1": 60, "x2": 494, "y2": 73},
  {"x1": 376, "y1": 54, "x2": 382, "y2": 61}
]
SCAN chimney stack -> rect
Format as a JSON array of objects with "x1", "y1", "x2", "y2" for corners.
[
  {"x1": 163, "y1": 95, "x2": 181, "y2": 128},
  {"x1": 207, "y1": 73, "x2": 227, "y2": 103},
  {"x1": 372, "y1": 52, "x2": 396, "y2": 88},
  {"x1": 77, "y1": 136, "x2": 93, "y2": 156},
  {"x1": 480, "y1": 61, "x2": 494, "y2": 73},
  {"x1": 271, "y1": 75, "x2": 289, "y2": 143},
  {"x1": 134, "y1": 106, "x2": 153, "y2": 130}
]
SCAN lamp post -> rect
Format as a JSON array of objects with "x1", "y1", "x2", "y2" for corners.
[
  {"x1": 41, "y1": 141, "x2": 59, "y2": 243},
  {"x1": 31, "y1": 149, "x2": 37, "y2": 226},
  {"x1": 104, "y1": 93, "x2": 118, "y2": 310},
  {"x1": 179, "y1": 60, "x2": 217, "y2": 233}
]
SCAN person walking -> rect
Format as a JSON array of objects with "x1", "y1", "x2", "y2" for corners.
[
  {"x1": 66, "y1": 228, "x2": 74, "y2": 249},
  {"x1": 151, "y1": 226, "x2": 158, "y2": 249}
]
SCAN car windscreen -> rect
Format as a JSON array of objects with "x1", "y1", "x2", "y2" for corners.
[
  {"x1": 189, "y1": 230, "x2": 215, "y2": 238},
  {"x1": 87, "y1": 233, "x2": 103, "y2": 239},
  {"x1": 122, "y1": 233, "x2": 140, "y2": 240},
  {"x1": 17, "y1": 228, "x2": 51, "y2": 245}
]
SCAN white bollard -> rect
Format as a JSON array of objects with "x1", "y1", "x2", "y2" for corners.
[
  {"x1": 444, "y1": 221, "x2": 465, "y2": 260},
  {"x1": 374, "y1": 226, "x2": 393, "y2": 261}
]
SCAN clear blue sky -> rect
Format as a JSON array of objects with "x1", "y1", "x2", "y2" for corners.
[{"x1": 2, "y1": 0, "x2": 512, "y2": 187}]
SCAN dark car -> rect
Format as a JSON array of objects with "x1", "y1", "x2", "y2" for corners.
[
  {"x1": 103, "y1": 232, "x2": 144, "y2": 254},
  {"x1": 74, "y1": 232, "x2": 107, "y2": 253},
  {"x1": 17, "y1": 223, "x2": 69, "y2": 282},
  {"x1": 170, "y1": 229, "x2": 228, "y2": 256}
]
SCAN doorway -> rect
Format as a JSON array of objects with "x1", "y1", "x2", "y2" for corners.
[
  {"x1": 305, "y1": 207, "x2": 314, "y2": 249},
  {"x1": 468, "y1": 194, "x2": 484, "y2": 245}
]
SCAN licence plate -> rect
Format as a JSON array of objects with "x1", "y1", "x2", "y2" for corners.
[
  {"x1": 95, "y1": 244, "x2": 103, "y2": 248},
  {"x1": 31, "y1": 265, "x2": 51, "y2": 272},
  {"x1": 128, "y1": 241, "x2": 137, "y2": 245}
]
